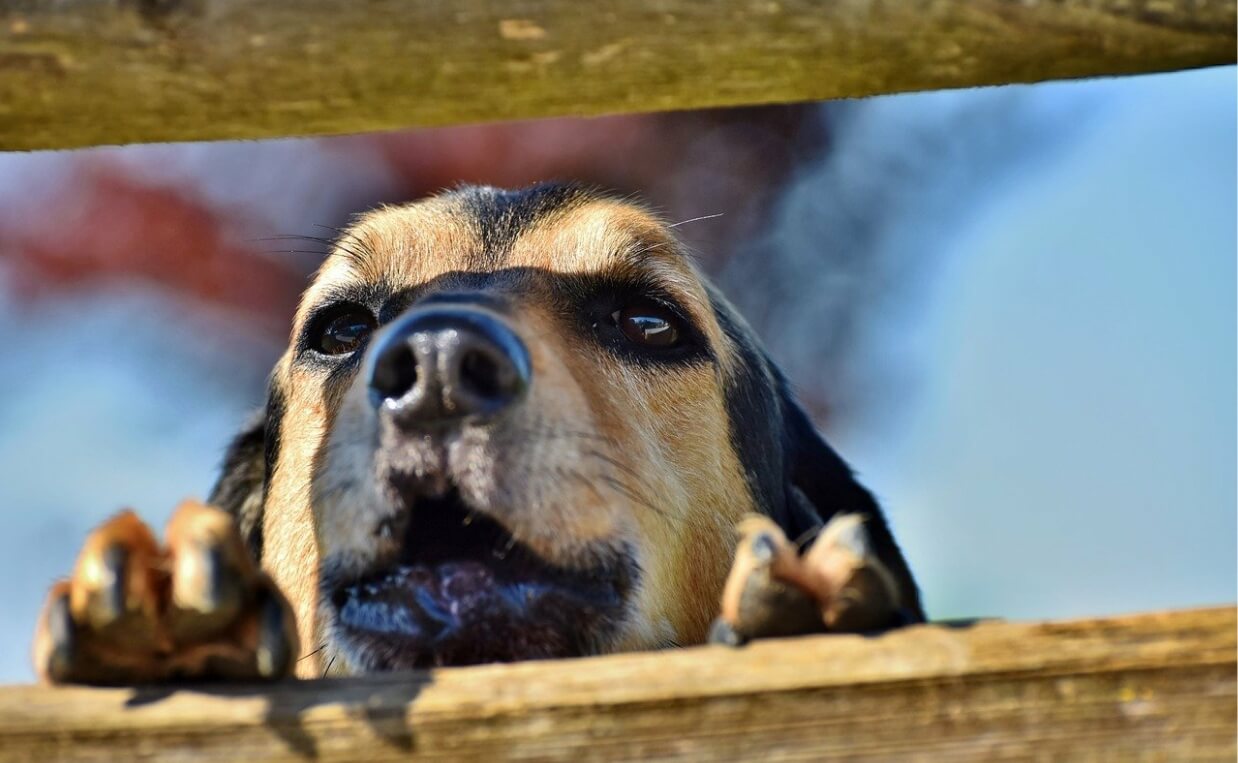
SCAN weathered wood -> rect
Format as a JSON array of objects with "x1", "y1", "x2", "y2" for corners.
[
  {"x1": 0, "y1": 606, "x2": 1232, "y2": 761},
  {"x1": 0, "y1": 0, "x2": 1233, "y2": 151}
]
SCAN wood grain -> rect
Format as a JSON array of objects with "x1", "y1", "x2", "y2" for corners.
[
  {"x1": 0, "y1": 0, "x2": 1233, "y2": 150},
  {"x1": 1, "y1": 606, "x2": 1233, "y2": 761}
]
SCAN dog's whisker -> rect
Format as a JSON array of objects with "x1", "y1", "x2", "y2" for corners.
[
  {"x1": 312, "y1": 223, "x2": 357, "y2": 240},
  {"x1": 251, "y1": 234, "x2": 337, "y2": 245},
  {"x1": 627, "y1": 241, "x2": 670, "y2": 261},
  {"x1": 562, "y1": 466, "x2": 607, "y2": 507},
  {"x1": 595, "y1": 473, "x2": 680, "y2": 526},
  {"x1": 583, "y1": 448, "x2": 655, "y2": 491},
  {"x1": 311, "y1": 223, "x2": 378, "y2": 265},
  {"x1": 501, "y1": 428, "x2": 618, "y2": 455},
  {"x1": 255, "y1": 229, "x2": 375, "y2": 265},
  {"x1": 581, "y1": 447, "x2": 637, "y2": 474},
  {"x1": 519, "y1": 441, "x2": 673, "y2": 527},
  {"x1": 666, "y1": 212, "x2": 725, "y2": 229},
  {"x1": 256, "y1": 248, "x2": 332, "y2": 258},
  {"x1": 514, "y1": 423, "x2": 616, "y2": 445},
  {"x1": 298, "y1": 643, "x2": 329, "y2": 663},
  {"x1": 257, "y1": 234, "x2": 376, "y2": 263}
]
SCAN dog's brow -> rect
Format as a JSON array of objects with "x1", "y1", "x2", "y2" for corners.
[
  {"x1": 608, "y1": 237, "x2": 700, "y2": 287},
  {"x1": 589, "y1": 241, "x2": 713, "y2": 326},
  {"x1": 330, "y1": 234, "x2": 378, "y2": 268},
  {"x1": 616, "y1": 238, "x2": 677, "y2": 268},
  {"x1": 313, "y1": 279, "x2": 388, "y2": 310}
]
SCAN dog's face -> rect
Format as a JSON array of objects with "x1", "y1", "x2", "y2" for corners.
[{"x1": 210, "y1": 184, "x2": 919, "y2": 676}]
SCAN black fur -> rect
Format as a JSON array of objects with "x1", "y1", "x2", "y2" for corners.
[
  {"x1": 778, "y1": 380, "x2": 924, "y2": 621},
  {"x1": 459, "y1": 183, "x2": 599, "y2": 264},
  {"x1": 263, "y1": 377, "x2": 286, "y2": 500},
  {"x1": 711, "y1": 290, "x2": 925, "y2": 623},
  {"x1": 207, "y1": 379, "x2": 284, "y2": 558},
  {"x1": 708, "y1": 299, "x2": 790, "y2": 521}
]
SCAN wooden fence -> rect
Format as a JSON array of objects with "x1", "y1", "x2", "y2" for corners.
[
  {"x1": 1, "y1": 606, "x2": 1233, "y2": 761},
  {"x1": 0, "y1": 0, "x2": 1233, "y2": 150},
  {"x1": 1, "y1": 1, "x2": 1234, "y2": 759}
]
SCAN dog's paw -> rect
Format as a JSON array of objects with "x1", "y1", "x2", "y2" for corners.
[
  {"x1": 33, "y1": 501, "x2": 298, "y2": 685},
  {"x1": 711, "y1": 513, "x2": 908, "y2": 645}
]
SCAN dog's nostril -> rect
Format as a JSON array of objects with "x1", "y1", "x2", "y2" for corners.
[
  {"x1": 459, "y1": 349, "x2": 503, "y2": 401},
  {"x1": 371, "y1": 342, "x2": 418, "y2": 403},
  {"x1": 369, "y1": 305, "x2": 530, "y2": 424}
]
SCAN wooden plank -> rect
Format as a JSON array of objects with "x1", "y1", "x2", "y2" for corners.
[
  {"x1": 0, "y1": 0, "x2": 1233, "y2": 151},
  {"x1": 0, "y1": 606, "x2": 1232, "y2": 761}
]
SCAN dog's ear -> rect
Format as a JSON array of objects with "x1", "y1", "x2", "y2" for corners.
[
  {"x1": 777, "y1": 382, "x2": 925, "y2": 622},
  {"x1": 208, "y1": 410, "x2": 266, "y2": 558}
]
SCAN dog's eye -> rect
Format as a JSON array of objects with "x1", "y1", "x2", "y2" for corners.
[
  {"x1": 611, "y1": 302, "x2": 682, "y2": 348},
  {"x1": 313, "y1": 308, "x2": 376, "y2": 355}
]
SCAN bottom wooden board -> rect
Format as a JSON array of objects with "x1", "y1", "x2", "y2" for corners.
[{"x1": 0, "y1": 606, "x2": 1233, "y2": 761}]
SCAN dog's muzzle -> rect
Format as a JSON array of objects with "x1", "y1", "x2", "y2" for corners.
[{"x1": 328, "y1": 301, "x2": 634, "y2": 669}]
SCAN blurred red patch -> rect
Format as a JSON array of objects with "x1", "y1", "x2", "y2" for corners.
[{"x1": 1, "y1": 167, "x2": 304, "y2": 339}]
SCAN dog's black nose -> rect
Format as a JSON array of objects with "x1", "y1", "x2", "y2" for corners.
[{"x1": 367, "y1": 307, "x2": 531, "y2": 425}]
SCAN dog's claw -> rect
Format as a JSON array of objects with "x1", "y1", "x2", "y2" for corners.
[
  {"x1": 90, "y1": 545, "x2": 128, "y2": 628},
  {"x1": 255, "y1": 586, "x2": 297, "y2": 679},
  {"x1": 717, "y1": 516, "x2": 827, "y2": 643},
  {"x1": 708, "y1": 617, "x2": 746, "y2": 647},
  {"x1": 749, "y1": 533, "x2": 779, "y2": 564},
  {"x1": 803, "y1": 513, "x2": 904, "y2": 633},
  {"x1": 42, "y1": 586, "x2": 77, "y2": 683}
]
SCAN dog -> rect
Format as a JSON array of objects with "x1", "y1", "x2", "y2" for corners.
[{"x1": 33, "y1": 183, "x2": 923, "y2": 684}]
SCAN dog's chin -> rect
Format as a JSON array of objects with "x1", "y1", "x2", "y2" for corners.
[{"x1": 322, "y1": 487, "x2": 634, "y2": 671}]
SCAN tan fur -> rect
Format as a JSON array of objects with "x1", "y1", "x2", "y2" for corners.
[{"x1": 260, "y1": 359, "x2": 328, "y2": 677}]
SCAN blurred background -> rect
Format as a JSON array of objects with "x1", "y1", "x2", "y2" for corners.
[{"x1": 0, "y1": 66, "x2": 1232, "y2": 682}]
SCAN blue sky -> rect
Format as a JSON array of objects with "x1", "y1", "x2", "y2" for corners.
[{"x1": 844, "y1": 67, "x2": 1237, "y2": 620}]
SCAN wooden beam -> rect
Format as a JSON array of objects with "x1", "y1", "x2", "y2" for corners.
[
  {"x1": 0, "y1": 606, "x2": 1233, "y2": 761},
  {"x1": 0, "y1": 0, "x2": 1233, "y2": 151}
]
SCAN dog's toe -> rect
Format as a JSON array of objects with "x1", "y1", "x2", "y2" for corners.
[
  {"x1": 67, "y1": 511, "x2": 165, "y2": 648},
  {"x1": 717, "y1": 516, "x2": 827, "y2": 642},
  {"x1": 802, "y1": 513, "x2": 905, "y2": 633},
  {"x1": 35, "y1": 574, "x2": 168, "y2": 685},
  {"x1": 161, "y1": 501, "x2": 298, "y2": 680},
  {"x1": 253, "y1": 581, "x2": 299, "y2": 679},
  {"x1": 165, "y1": 500, "x2": 258, "y2": 643},
  {"x1": 34, "y1": 583, "x2": 77, "y2": 683}
]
